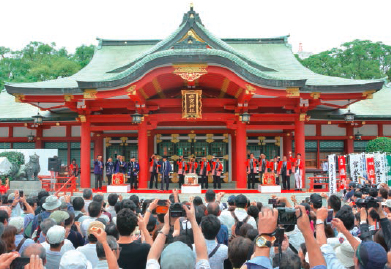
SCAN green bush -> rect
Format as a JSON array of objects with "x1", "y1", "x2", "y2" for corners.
[
  {"x1": 366, "y1": 137, "x2": 391, "y2": 153},
  {"x1": 0, "y1": 151, "x2": 25, "y2": 183}
]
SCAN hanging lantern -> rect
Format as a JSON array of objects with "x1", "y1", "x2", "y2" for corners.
[
  {"x1": 240, "y1": 112, "x2": 250, "y2": 123},
  {"x1": 355, "y1": 131, "x2": 362, "y2": 140},
  {"x1": 131, "y1": 112, "x2": 142, "y2": 124},
  {"x1": 27, "y1": 133, "x2": 35, "y2": 142},
  {"x1": 32, "y1": 102, "x2": 44, "y2": 125}
]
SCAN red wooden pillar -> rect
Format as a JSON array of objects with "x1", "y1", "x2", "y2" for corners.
[
  {"x1": 236, "y1": 122, "x2": 247, "y2": 188},
  {"x1": 346, "y1": 125, "x2": 354, "y2": 154},
  {"x1": 283, "y1": 133, "x2": 292, "y2": 157},
  {"x1": 138, "y1": 121, "x2": 148, "y2": 189},
  {"x1": 35, "y1": 127, "x2": 43, "y2": 149},
  {"x1": 81, "y1": 121, "x2": 91, "y2": 188},
  {"x1": 94, "y1": 135, "x2": 104, "y2": 158},
  {"x1": 295, "y1": 119, "x2": 306, "y2": 188},
  {"x1": 231, "y1": 133, "x2": 237, "y2": 182}
]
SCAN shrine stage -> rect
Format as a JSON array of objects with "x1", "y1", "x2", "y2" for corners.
[{"x1": 91, "y1": 185, "x2": 309, "y2": 194}]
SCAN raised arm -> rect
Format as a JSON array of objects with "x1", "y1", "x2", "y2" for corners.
[
  {"x1": 183, "y1": 202, "x2": 208, "y2": 261},
  {"x1": 138, "y1": 213, "x2": 153, "y2": 246},
  {"x1": 91, "y1": 228, "x2": 119, "y2": 269},
  {"x1": 147, "y1": 211, "x2": 170, "y2": 261},
  {"x1": 295, "y1": 205, "x2": 326, "y2": 268},
  {"x1": 332, "y1": 218, "x2": 360, "y2": 250}
]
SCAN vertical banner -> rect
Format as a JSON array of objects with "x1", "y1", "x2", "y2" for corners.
[
  {"x1": 338, "y1": 155, "x2": 347, "y2": 188},
  {"x1": 349, "y1": 154, "x2": 364, "y2": 183},
  {"x1": 329, "y1": 154, "x2": 337, "y2": 194},
  {"x1": 366, "y1": 155, "x2": 376, "y2": 184},
  {"x1": 374, "y1": 152, "x2": 387, "y2": 184},
  {"x1": 387, "y1": 155, "x2": 391, "y2": 186}
]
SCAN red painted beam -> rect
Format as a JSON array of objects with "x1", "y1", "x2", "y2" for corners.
[
  {"x1": 90, "y1": 125, "x2": 139, "y2": 131},
  {"x1": 246, "y1": 125, "x2": 295, "y2": 130}
]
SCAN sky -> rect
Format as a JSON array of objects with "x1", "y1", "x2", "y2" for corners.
[{"x1": 1, "y1": 0, "x2": 390, "y2": 54}]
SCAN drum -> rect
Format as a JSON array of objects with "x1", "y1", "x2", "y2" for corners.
[
  {"x1": 112, "y1": 173, "x2": 125, "y2": 185},
  {"x1": 262, "y1": 172, "x2": 276, "y2": 185}
]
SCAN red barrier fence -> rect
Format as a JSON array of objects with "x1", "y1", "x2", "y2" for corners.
[
  {"x1": 39, "y1": 176, "x2": 78, "y2": 196},
  {"x1": 308, "y1": 176, "x2": 343, "y2": 192}
]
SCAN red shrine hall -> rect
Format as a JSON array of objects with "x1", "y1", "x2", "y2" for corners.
[{"x1": 1, "y1": 6, "x2": 388, "y2": 189}]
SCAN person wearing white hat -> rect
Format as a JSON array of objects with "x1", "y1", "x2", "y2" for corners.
[
  {"x1": 59, "y1": 250, "x2": 92, "y2": 269},
  {"x1": 45, "y1": 225, "x2": 66, "y2": 269},
  {"x1": 9, "y1": 216, "x2": 34, "y2": 254},
  {"x1": 31, "y1": 195, "x2": 62, "y2": 232}
]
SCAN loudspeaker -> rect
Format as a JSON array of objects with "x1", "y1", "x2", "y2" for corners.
[{"x1": 48, "y1": 158, "x2": 61, "y2": 172}]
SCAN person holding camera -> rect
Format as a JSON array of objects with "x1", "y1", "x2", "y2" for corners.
[
  {"x1": 244, "y1": 206, "x2": 326, "y2": 269},
  {"x1": 146, "y1": 202, "x2": 211, "y2": 269},
  {"x1": 159, "y1": 157, "x2": 171, "y2": 191}
]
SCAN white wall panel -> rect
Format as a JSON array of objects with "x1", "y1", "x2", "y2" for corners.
[
  {"x1": 305, "y1": 125, "x2": 316, "y2": 136},
  {"x1": 321, "y1": 125, "x2": 346, "y2": 136},
  {"x1": 43, "y1": 126, "x2": 66, "y2": 137},
  {"x1": 13, "y1": 127, "x2": 36, "y2": 137},
  {"x1": 384, "y1": 125, "x2": 391, "y2": 136},
  {"x1": 72, "y1": 126, "x2": 81, "y2": 137},
  {"x1": 0, "y1": 127, "x2": 8, "y2": 137},
  {"x1": 356, "y1": 125, "x2": 377, "y2": 136}
]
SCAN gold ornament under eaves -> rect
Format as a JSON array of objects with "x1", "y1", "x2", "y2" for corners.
[{"x1": 173, "y1": 64, "x2": 208, "y2": 82}]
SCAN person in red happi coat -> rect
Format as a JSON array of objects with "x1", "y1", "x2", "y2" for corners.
[
  {"x1": 199, "y1": 157, "x2": 211, "y2": 189},
  {"x1": 212, "y1": 158, "x2": 223, "y2": 189},
  {"x1": 246, "y1": 153, "x2": 258, "y2": 189},
  {"x1": 176, "y1": 156, "x2": 187, "y2": 188}
]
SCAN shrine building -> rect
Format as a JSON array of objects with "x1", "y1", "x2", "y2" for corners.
[{"x1": 1, "y1": 6, "x2": 390, "y2": 189}]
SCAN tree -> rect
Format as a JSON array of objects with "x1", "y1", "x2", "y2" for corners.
[
  {"x1": 0, "y1": 42, "x2": 95, "y2": 90},
  {"x1": 299, "y1": 40, "x2": 391, "y2": 82},
  {"x1": 72, "y1": 45, "x2": 95, "y2": 68},
  {"x1": 366, "y1": 137, "x2": 391, "y2": 153}
]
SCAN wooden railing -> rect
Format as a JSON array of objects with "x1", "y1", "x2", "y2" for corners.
[
  {"x1": 308, "y1": 176, "x2": 342, "y2": 192},
  {"x1": 39, "y1": 176, "x2": 78, "y2": 196}
]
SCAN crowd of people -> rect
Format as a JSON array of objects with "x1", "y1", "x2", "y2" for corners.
[{"x1": 0, "y1": 183, "x2": 390, "y2": 268}]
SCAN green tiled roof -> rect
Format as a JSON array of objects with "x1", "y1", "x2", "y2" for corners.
[
  {"x1": 349, "y1": 86, "x2": 391, "y2": 116},
  {"x1": 5, "y1": 7, "x2": 384, "y2": 95},
  {"x1": 0, "y1": 90, "x2": 76, "y2": 121}
]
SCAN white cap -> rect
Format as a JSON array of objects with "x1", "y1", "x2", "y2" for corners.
[
  {"x1": 9, "y1": 217, "x2": 24, "y2": 233},
  {"x1": 59, "y1": 250, "x2": 92, "y2": 269},
  {"x1": 46, "y1": 225, "x2": 65, "y2": 244}
]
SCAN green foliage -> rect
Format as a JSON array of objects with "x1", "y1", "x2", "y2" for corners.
[
  {"x1": 298, "y1": 40, "x2": 391, "y2": 82},
  {"x1": 366, "y1": 137, "x2": 391, "y2": 153},
  {"x1": 0, "y1": 151, "x2": 25, "y2": 182},
  {"x1": 0, "y1": 42, "x2": 95, "y2": 89}
]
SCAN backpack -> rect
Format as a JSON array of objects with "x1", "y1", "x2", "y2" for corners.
[
  {"x1": 231, "y1": 211, "x2": 250, "y2": 236},
  {"x1": 24, "y1": 219, "x2": 34, "y2": 238},
  {"x1": 32, "y1": 214, "x2": 43, "y2": 242}
]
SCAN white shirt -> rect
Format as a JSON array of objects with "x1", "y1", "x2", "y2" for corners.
[
  {"x1": 41, "y1": 239, "x2": 75, "y2": 254},
  {"x1": 218, "y1": 208, "x2": 256, "y2": 237},
  {"x1": 84, "y1": 200, "x2": 92, "y2": 213},
  {"x1": 81, "y1": 217, "x2": 97, "y2": 237},
  {"x1": 193, "y1": 240, "x2": 228, "y2": 269},
  {"x1": 77, "y1": 244, "x2": 99, "y2": 268}
]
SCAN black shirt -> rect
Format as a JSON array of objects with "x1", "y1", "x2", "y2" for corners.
[{"x1": 118, "y1": 242, "x2": 151, "y2": 269}]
